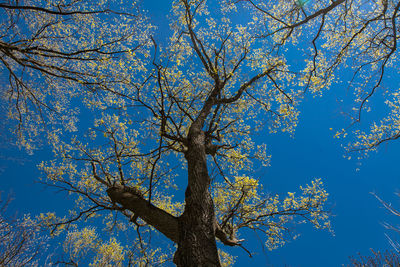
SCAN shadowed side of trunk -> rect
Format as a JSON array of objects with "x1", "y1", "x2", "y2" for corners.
[{"x1": 174, "y1": 129, "x2": 221, "y2": 267}]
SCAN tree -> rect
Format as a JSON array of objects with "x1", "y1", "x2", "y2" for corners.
[
  {"x1": 0, "y1": 194, "x2": 48, "y2": 266},
  {"x1": 31, "y1": 0, "x2": 332, "y2": 265},
  {"x1": 346, "y1": 193, "x2": 400, "y2": 266},
  {"x1": 8, "y1": 0, "x2": 400, "y2": 265},
  {"x1": 348, "y1": 250, "x2": 400, "y2": 267}
]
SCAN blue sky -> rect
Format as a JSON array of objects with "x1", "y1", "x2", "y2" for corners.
[{"x1": 1, "y1": 0, "x2": 400, "y2": 266}]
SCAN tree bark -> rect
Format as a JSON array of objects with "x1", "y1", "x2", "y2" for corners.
[
  {"x1": 106, "y1": 185, "x2": 179, "y2": 243},
  {"x1": 174, "y1": 129, "x2": 221, "y2": 267}
]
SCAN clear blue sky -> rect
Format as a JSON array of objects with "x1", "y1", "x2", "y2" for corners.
[{"x1": 1, "y1": 1, "x2": 400, "y2": 266}]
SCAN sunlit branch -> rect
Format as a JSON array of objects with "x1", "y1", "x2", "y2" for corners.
[{"x1": 0, "y1": 3, "x2": 136, "y2": 16}]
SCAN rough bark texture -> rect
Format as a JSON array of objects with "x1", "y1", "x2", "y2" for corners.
[
  {"x1": 106, "y1": 186, "x2": 179, "y2": 243},
  {"x1": 174, "y1": 129, "x2": 221, "y2": 267}
]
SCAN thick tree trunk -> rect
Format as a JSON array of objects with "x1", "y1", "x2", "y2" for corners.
[{"x1": 174, "y1": 129, "x2": 221, "y2": 267}]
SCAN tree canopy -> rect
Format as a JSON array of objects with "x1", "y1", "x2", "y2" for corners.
[
  {"x1": 0, "y1": 194, "x2": 47, "y2": 266},
  {"x1": 2, "y1": 0, "x2": 400, "y2": 266}
]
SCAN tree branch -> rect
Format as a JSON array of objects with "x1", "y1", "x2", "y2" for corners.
[
  {"x1": 106, "y1": 185, "x2": 179, "y2": 243},
  {"x1": 0, "y1": 3, "x2": 134, "y2": 16},
  {"x1": 215, "y1": 223, "x2": 244, "y2": 246}
]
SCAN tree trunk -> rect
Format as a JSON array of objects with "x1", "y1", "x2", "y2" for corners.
[{"x1": 174, "y1": 129, "x2": 221, "y2": 267}]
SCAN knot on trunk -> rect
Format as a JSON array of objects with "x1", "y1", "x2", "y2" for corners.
[
  {"x1": 205, "y1": 143, "x2": 218, "y2": 156},
  {"x1": 106, "y1": 185, "x2": 143, "y2": 204},
  {"x1": 215, "y1": 223, "x2": 244, "y2": 247}
]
